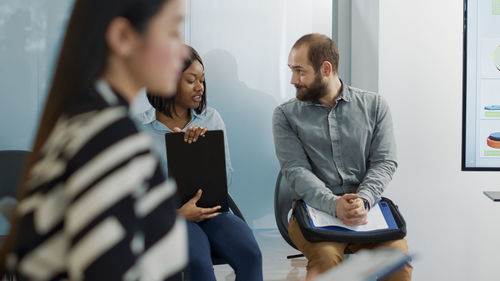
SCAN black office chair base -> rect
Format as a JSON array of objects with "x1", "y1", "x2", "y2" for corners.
[
  {"x1": 286, "y1": 248, "x2": 353, "y2": 260},
  {"x1": 287, "y1": 253, "x2": 305, "y2": 259}
]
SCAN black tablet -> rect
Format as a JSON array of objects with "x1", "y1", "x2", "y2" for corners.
[{"x1": 165, "y1": 130, "x2": 228, "y2": 211}]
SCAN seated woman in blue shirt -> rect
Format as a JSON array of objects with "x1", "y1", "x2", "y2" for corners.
[{"x1": 136, "y1": 46, "x2": 263, "y2": 281}]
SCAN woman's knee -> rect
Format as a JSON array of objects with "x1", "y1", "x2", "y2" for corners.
[
  {"x1": 245, "y1": 241, "x2": 262, "y2": 263},
  {"x1": 187, "y1": 254, "x2": 216, "y2": 281},
  {"x1": 224, "y1": 236, "x2": 262, "y2": 270},
  {"x1": 188, "y1": 250, "x2": 212, "y2": 270}
]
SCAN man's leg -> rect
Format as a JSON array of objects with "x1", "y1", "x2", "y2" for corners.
[
  {"x1": 288, "y1": 215, "x2": 348, "y2": 276},
  {"x1": 348, "y1": 238, "x2": 413, "y2": 281}
]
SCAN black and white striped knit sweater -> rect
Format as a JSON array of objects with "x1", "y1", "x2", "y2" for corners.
[{"x1": 6, "y1": 80, "x2": 187, "y2": 281}]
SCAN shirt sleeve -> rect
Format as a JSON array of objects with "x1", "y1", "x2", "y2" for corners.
[
  {"x1": 357, "y1": 95, "x2": 398, "y2": 208},
  {"x1": 272, "y1": 106, "x2": 340, "y2": 216}
]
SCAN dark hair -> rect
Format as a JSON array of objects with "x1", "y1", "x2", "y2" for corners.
[
  {"x1": 0, "y1": 0, "x2": 171, "y2": 269},
  {"x1": 293, "y1": 33, "x2": 339, "y2": 74},
  {"x1": 147, "y1": 45, "x2": 207, "y2": 118}
]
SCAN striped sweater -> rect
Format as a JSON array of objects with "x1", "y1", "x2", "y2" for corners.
[{"x1": 6, "y1": 81, "x2": 187, "y2": 280}]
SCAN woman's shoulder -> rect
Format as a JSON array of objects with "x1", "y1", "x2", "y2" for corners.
[
  {"x1": 68, "y1": 105, "x2": 136, "y2": 134},
  {"x1": 58, "y1": 105, "x2": 147, "y2": 159},
  {"x1": 193, "y1": 106, "x2": 225, "y2": 129},
  {"x1": 196, "y1": 106, "x2": 222, "y2": 120},
  {"x1": 134, "y1": 106, "x2": 156, "y2": 125},
  {"x1": 28, "y1": 106, "x2": 146, "y2": 190}
]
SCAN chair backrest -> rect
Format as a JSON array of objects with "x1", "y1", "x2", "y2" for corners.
[
  {"x1": 0, "y1": 150, "x2": 30, "y2": 198},
  {"x1": 228, "y1": 193, "x2": 245, "y2": 223},
  {"x1": 274, "y1": 171, "x2": 298, "y2": 250}
]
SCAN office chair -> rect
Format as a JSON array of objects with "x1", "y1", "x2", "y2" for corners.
[
  {"x1": 274, "y1": 171, "x2": 304, "y2": 259},
  {"x1": 0, "y1": 150, "x2": 29, "y2": 281},
  {"x1": 0, "y1": 150, "x2": 30, "y2": 198}
]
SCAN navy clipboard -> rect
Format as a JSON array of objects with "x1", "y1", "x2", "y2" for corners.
[
  {"x1": 294, "y1": 197, "x2": 407, "y2": 243},
  {"x1": 165, "y1": 130, "x2": 228, "y2": 212}
]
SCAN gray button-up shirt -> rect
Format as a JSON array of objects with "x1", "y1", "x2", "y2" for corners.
[{"x1": 272, "y1": 84, "x2": 397, "y2": 216}]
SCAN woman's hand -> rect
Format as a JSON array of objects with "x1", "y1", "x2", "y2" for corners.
[
  {"x1": 177, "y1": 189, "x2": 221, "y2": 222},
  {"x1": 173, "y1": 125, "x2": 208, "y2": 144}
]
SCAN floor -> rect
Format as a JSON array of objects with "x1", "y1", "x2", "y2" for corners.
[{"x1": 213, "y1": 229, "x2": 308, "y2": 281}]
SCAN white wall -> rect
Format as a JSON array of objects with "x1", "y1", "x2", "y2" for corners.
[
  {"x1": 379, "y1": 1, "x2": 500, "y2": 280},
  {"x1": 332, "y1": 0, "x2": 352, "y2": 84},
  {"x1": 185, "y1": 0, "x2": 332, "y2": 229},
  {"x1": 351, "y1": 0, "x2": 379, "y2": 92},
  {"x1": 0, "y1": 0, "x2": 74, "y2": 150}
]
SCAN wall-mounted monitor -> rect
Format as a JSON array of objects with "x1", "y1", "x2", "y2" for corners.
[{"x1": 462, "y1": 0, "x2": 500, "y2": 170}]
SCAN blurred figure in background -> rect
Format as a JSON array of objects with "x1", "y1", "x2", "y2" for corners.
[{"x1": 0, "y1": 0, "x2": 188, "y2": 280}]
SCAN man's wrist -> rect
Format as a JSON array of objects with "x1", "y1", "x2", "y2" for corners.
[
  {"x1": 332, "y1": 197, "x2": 340, "y2": 218},
  {"x1": 361, "y1": 197, "x2": 370, "y2": 210}
]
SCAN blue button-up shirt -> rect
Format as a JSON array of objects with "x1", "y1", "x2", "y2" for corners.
[
  {"x1": 135, "y1": 104, "x2": 234, "y2": 185},
  {"x1": 272, "y1": 84, "x2": 397, "y2": 216}
]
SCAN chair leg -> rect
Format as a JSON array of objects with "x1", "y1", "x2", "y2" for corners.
[{"x1": 287, "y1": 253, "x2": 305, "y2": 259}]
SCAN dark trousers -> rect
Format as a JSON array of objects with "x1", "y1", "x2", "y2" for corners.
[{"x1": 186, "y1": 212, "x2": 263, "y2": 281}]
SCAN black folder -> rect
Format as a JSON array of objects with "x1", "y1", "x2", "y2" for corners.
[{"x1": 165, "y1": 130, "x2": 228, "y2": 212}]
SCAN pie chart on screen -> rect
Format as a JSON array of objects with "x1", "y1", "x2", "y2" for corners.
[
  {"x1": 487, "y1": 132, "x2": 500, "y2": 149},
  {"x1": 495, "y1": 45, "x2": 500, "y2": 71}
]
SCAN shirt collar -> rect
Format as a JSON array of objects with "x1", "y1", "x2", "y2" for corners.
[
  {"x1": 140, "y1": 106, "x2": 157, "y2": 125},
  {"x1": 300, "y1": 81, "x2": 350, "y2": 107},
  {"x1": 336, "y1": 82, "x2": 351, "y2": 103},
  {"x1": 95, "y1": 79, "x2": 129, "y2": 107},
  {"x1": 191, "y1": 108, "x2": 207, "y2": 120},
  {"x1": 301, "y1": 100, "x2": 326, "y2": 107},
  {"x1": 140, "y1": 103, "x2": 206, "y2": 128}
]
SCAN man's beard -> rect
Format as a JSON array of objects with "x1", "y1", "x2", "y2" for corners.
[{"x1": 295, "y1": 72, "x2": 328, "y2": 102}]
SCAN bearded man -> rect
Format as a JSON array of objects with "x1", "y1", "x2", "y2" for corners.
[{"x1": 272, "y1": 33, "x2": 412, "y2": 281}]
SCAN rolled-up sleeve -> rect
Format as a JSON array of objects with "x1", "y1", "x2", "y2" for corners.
[
  {"x1": 357, "y1": 96, "x2": 398, "y2": 208},
  {"x1": 272, "y1": 107, "x2": 339, "y2": 216}
]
